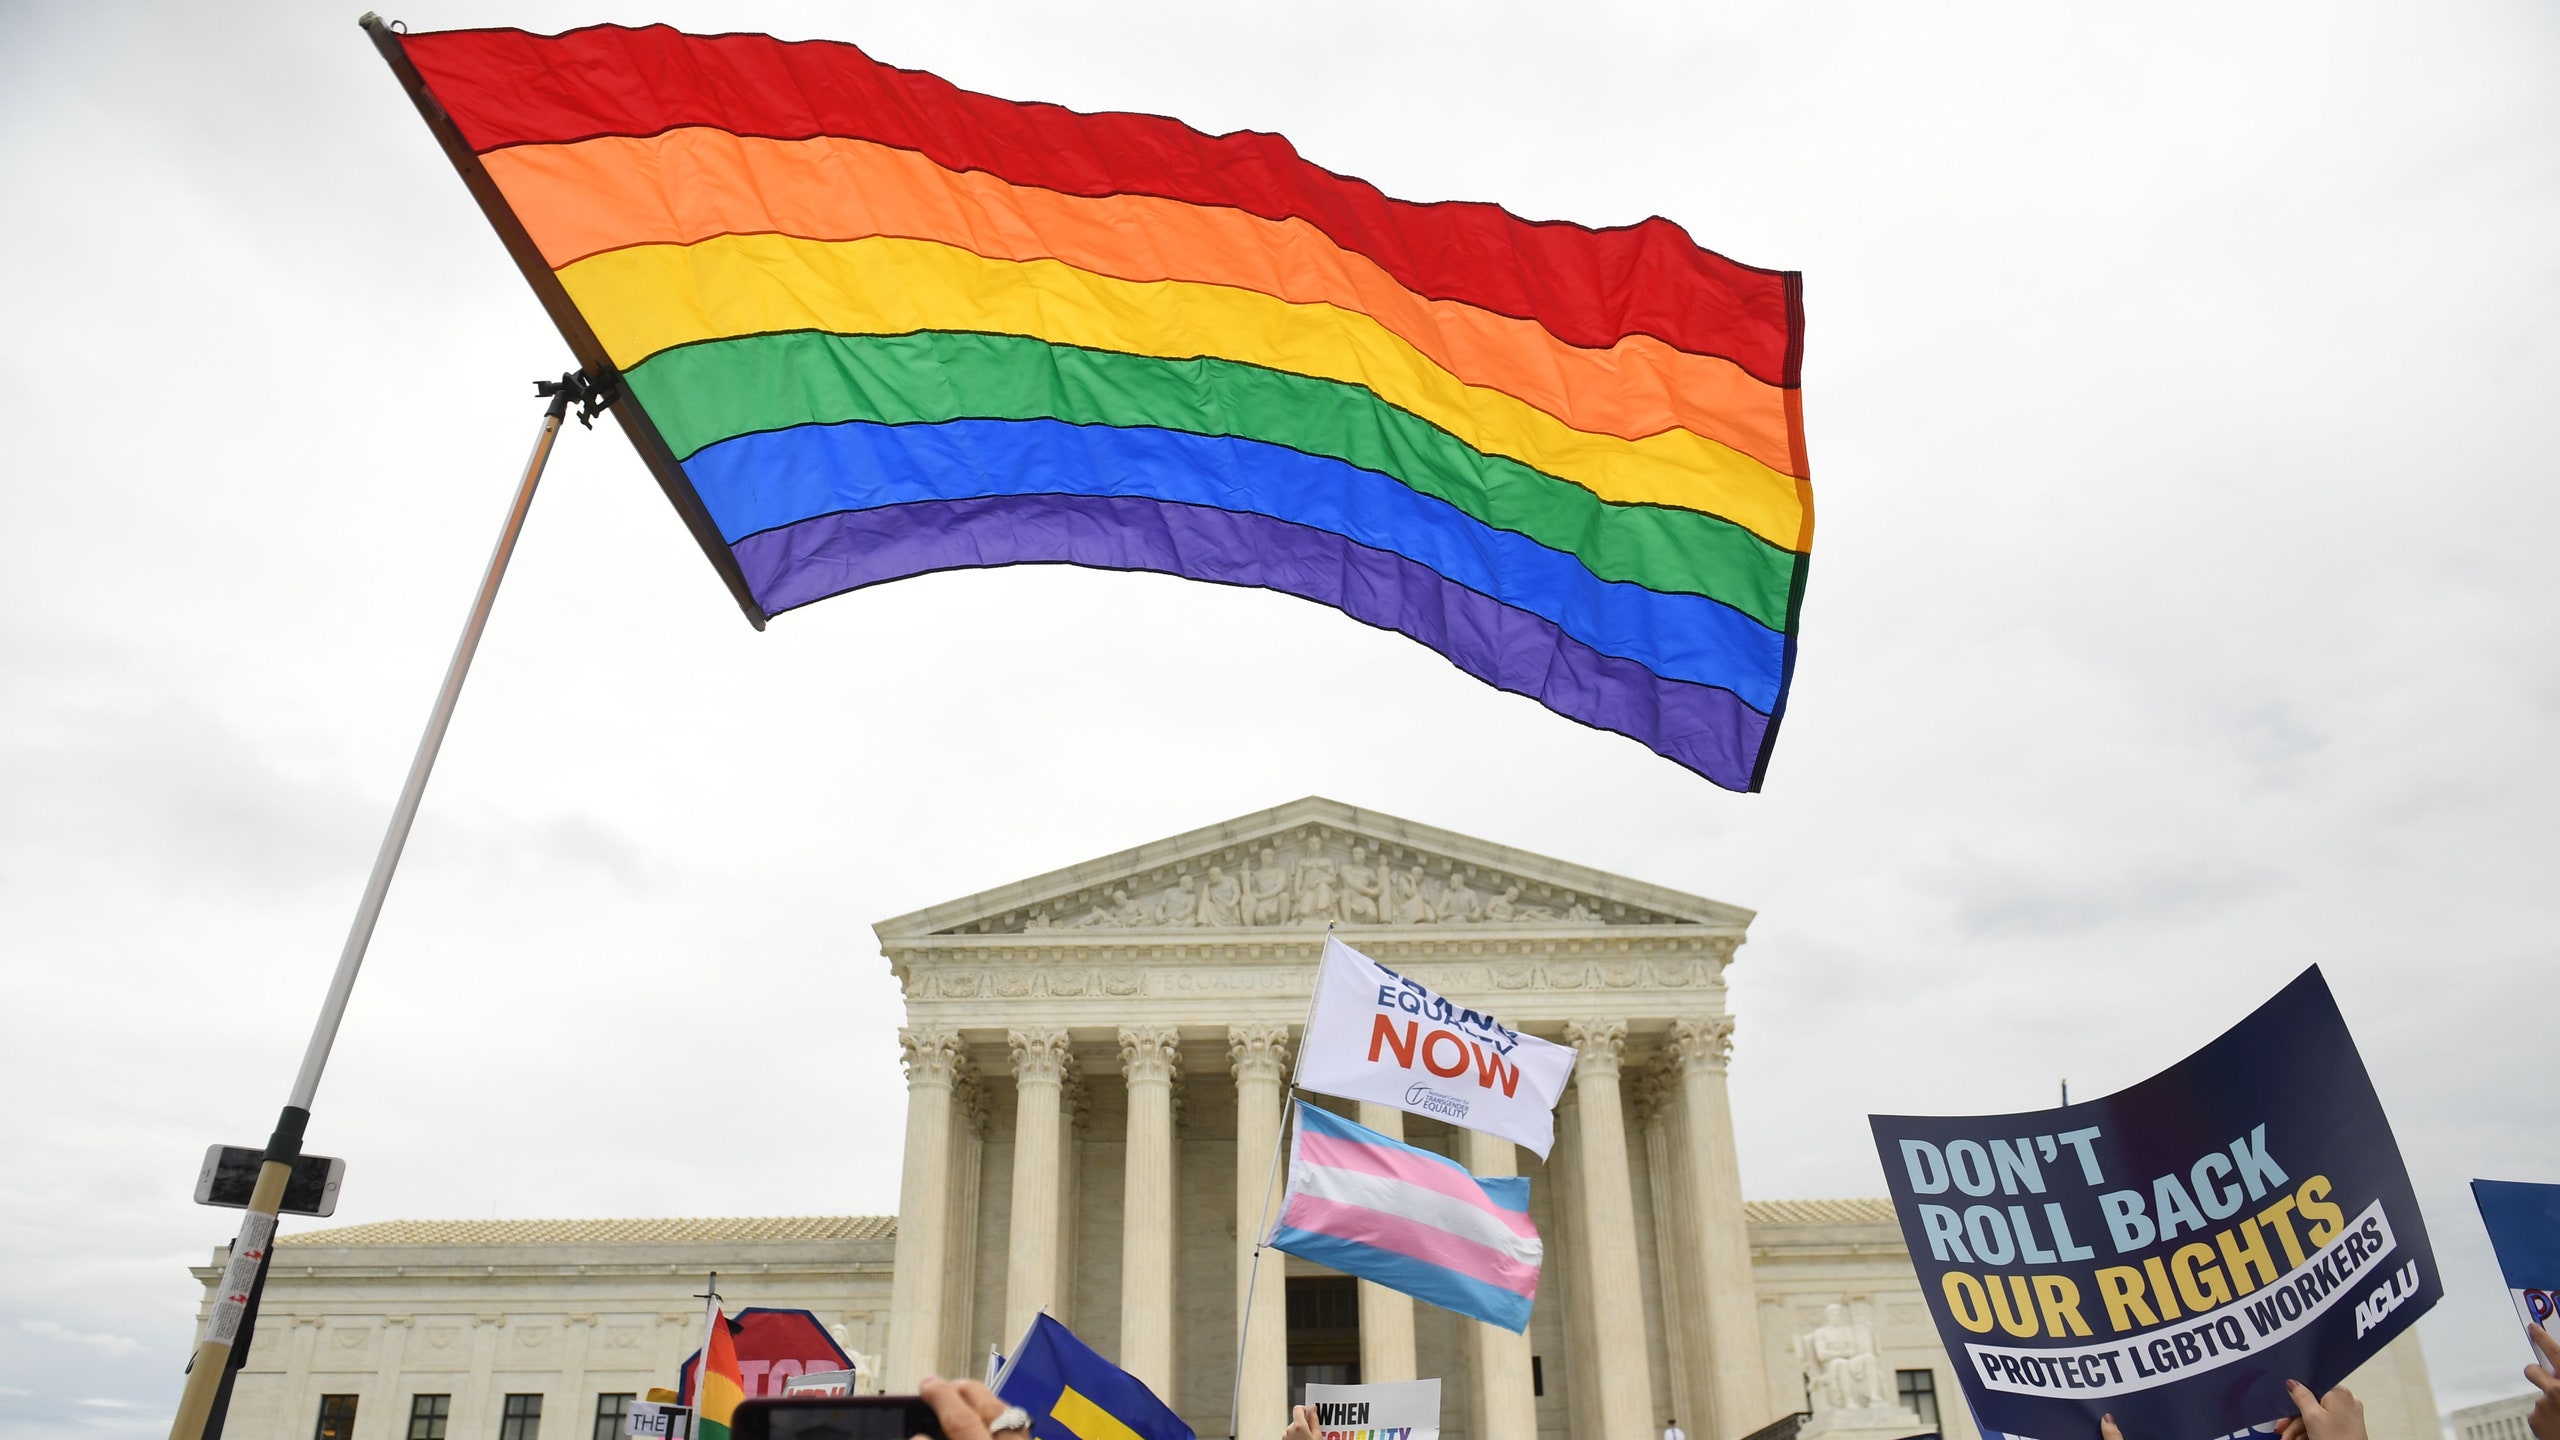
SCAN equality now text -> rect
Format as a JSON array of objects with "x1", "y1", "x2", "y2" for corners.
[{"x1": 1297, "y1": 935, "x2": 1576, "y2": 1157}]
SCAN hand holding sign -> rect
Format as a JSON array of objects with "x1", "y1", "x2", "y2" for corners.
[
  {"x1": 2275, "y1": 1380, "x2": 2368, "y2": 1440},
  {"x1": 2526, "y1": 1325, "x2": 2560, "y2": 1440}
]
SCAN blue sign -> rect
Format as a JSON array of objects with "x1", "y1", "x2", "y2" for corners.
[
  {"x1": 1871, "y1": 967, "x2": 2438, "y2": 1440},
  {"x1": 2472, "y1": 1179, "x2": 2560, "y2": 1352}
]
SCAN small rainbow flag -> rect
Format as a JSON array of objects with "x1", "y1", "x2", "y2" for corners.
[
  {"x1": 681, "y1": 1309, "x2": 745, "y2": 1440},
  {"x1": 368, "y1": 22, "x2": 1812, "y2": 789}
]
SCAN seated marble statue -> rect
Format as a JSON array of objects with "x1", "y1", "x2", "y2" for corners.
[
  {"x1": 1439, "y1": 873, "x2": 1483, "y2": 923},
  {"x1": 1796, "y1": 1303, "x2": 1890, "y2": 1415},
  {"x1": 1243, "y1": 848, "x2": 1290, "y2": 926},
  {"x1": 1388, "y1": 864, "x2": 1435, "y2": 925},
  {"x1": 1339, "y1": 845, "x2": 1383, "y2": 924},
  {"x1": 1198, "y1": 866, "x2": 1244, "y2": 927},
  {"x1": 1290, "y1": 833, "x2": 1338, "y2": 922}
]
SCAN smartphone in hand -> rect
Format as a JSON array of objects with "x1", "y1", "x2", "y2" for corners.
[{"x1": 728, "y1": 1396, "x2": 947, "y2": 1440}]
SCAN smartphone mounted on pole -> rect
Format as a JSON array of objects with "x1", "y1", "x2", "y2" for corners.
[
  {"x1": 193, "y1": 1144, "x2": 346, "y2": 1217},
  {"x1": 729, "y1": 1397, "x2": 947, "y2": 1439}
]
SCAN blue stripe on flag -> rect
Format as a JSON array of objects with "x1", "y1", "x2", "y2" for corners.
[
  {"x1": 1267, "y1": 1224, "x2": 1535, "y2": 1334},
  {"x1": 685, "y1": 418, "x2": 1790, "y2": 708},
  {"x1": 1292, "y1": 1102, "x2": 1532, "y2": 1213}
]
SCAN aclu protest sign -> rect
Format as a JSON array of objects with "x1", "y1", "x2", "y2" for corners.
[
  {"x1": 1302, "y1": 1377, "x2": 1440, "y2": 1440},
  {"x1": 1871, "y1": 967, "x2": 2437, "y2": 1440},
  {"x1": 1298, "y1": 934, "x2": 1576, "y2": 1157},
  {"x1": 2471, "y1": 1179, "x2": 2560, "y2": 1355}
]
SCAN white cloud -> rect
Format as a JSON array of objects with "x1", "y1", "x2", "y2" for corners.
[{"x1": 19, "y1": 1323, "x2": 143, "y2": 1359}]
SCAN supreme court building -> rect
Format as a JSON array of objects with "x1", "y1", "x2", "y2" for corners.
[{"x1": 200, "y1": 799, "x2": 2442, "y2": 1440}]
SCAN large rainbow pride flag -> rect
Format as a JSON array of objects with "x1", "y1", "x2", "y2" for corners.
[{"x1": 366, "y1": 21, "x2": 1812, "y2": 789}]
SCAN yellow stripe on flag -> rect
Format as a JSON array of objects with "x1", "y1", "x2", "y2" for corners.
[
  {"x1": 558, "y1": 234, "x2": 1806, "y2": 545},
  {"x1": 1050, "y1": 1385, "x2": 1145, "y2": 1440},
  {"x1": 699, "y1": 1372, "x2": 745, "y2": 1424}
]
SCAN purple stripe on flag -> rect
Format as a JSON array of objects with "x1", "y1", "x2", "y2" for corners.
[
  {"x1": 1294, "y1": 1132, "x2": 1539, "y2": 1240},
  {"x1": 1277, "y1": 1193, "x2": 1542, "y2": 1296},
  {"x1": 725, "y1": 494, "x2": 1772, "y2": 789}
]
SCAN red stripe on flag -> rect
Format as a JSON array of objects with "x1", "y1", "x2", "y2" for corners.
[{"x1": 397, "y1": 24, "x2": 1801, "y2": 382}]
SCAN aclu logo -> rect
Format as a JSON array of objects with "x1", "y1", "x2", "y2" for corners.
[
  {"x1": 2354, "y1": 1260, "x2": 2424, "y2": 1338},
  {"x1": 1405, "y1": 1083, "x2": 1471, "y2": 1120}
]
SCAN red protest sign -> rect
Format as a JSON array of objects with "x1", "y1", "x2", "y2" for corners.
[{"x1": 678, "y1": 1308, "x2": 853, "y2": 1402}]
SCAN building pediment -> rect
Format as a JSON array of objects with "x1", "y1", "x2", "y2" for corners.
[{"x1": 875, "y1": 797, "x2": 1751, "y2": 940}]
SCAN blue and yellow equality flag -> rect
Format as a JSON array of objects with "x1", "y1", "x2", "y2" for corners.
[{"x1": 995, "y1": 1315, "x2": 1192, "y2": 1440}]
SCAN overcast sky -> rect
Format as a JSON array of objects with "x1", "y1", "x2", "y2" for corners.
[{"x1": 2, "y1": 1, "x2": 2555, "y2": 1434}]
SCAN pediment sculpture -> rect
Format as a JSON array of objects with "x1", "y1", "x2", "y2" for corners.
[{"x1": 974, "y1": 825, "x2": 1669, "y2": 934}]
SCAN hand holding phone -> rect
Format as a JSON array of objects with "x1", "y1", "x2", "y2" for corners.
[{"x1": 729, "y1": 1378, "x2": 1016, "y2": 1440}]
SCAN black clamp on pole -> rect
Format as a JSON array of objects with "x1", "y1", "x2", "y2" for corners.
[{"x1": 534, "y1": 369, "x2": 619, "y2": 428}]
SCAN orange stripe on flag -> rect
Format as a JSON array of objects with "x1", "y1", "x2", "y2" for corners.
[
  {"x1": 698, "y1": 1309, "x2": 746, "y2": 1427},
  {"x1": 484, "y1": 130, "x2": 1801, "y2": 476}
]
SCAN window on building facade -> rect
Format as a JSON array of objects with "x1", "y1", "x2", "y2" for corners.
[
  {"x1": 593, "y1": 1394, "x2": 634, "y2": 1440},
  {"x1": 500, "y1": 1393, "x2": 544, "y2": 1440},
  {"x1": 313, "y1": 1395, "x2": 358, "y2": 1439},
  {"x1": 1531, "y1": 1355, "x2": 1544, "y2": 1398},
  {"x1": 1896, "y1": 1369, "x2": 1939, "y2": 1429},
  {"x1": 407, "y1": 1394, "x2": 451, "y2": 1440},
  {"x1": 1284, "y1": 1275, "x2": 1361, "y2": 1408}
]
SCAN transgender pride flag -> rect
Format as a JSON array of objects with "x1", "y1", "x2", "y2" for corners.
[{"x1": 1269, "y1": 1102, "x2": 1542, "y2": 1332}]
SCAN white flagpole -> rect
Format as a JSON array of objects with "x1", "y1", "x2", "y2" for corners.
[
  {"x1": 169, "y1": 373, "x2": 604, "y2": 1440},
  {"x1": 989, "y1": 1310, "x2": 1040, "y2": 1394},
  {"x1": 691, "y1": 1272, "x2": 724, "y2": 1433},
  {"x1": 1226, "y1": 925, "x2": 1336, "y2": 1440}
]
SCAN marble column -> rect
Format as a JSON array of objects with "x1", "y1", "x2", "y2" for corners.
[
  {"x1": 1550, "y1": 1089, "x2": 1606, "y2": 1440},
  {"x1": 1058, "y1": 1066, "x2": 1085, "y2": 1328},
  {"x1": 886, "y1": 1026, "x2": 965, "y2": 1389},
  {"x1": 1118, "y1": 1026, "x2": 1182, "y2": 1393},
  {"x1": 1458, "y1": 1125, "x2": 1540, "y2": 1440},
  {"x1": 1353, "y1": 1102, "x2": 1420, "y2": 1383},
  {"x1": 281, "y1": 1316, "x2": 322, "y2": 1440},
  {"x1": 1565, "y1": 1019, "x2": 1653, "y2": 1440},
  {"x1": 372, "y1": 1314, "x2": 413, "y2": 1435},
  {"x1": 562, "y1": 1315, "x2": 596, "y2": 1430},
  {"x1": 1006, "y1": 1028, "x2": 1075, "y2": 1344},
  {"x1": 463, "y1": 1316, "x2": 500, "y2": 1440},
  {"x1": 1673, "y1": 1015, "x2": 1770, "y2": 1440},
  {"x1": 1231, "y1": 1024, "x2": 1293, "y2": 1440},
  {"x1": 940, "y1": 1075, "x2": 987, "y2": 1379},
  {"x1": 1636, "y1": 1072, "x2": 1698, "y2": 1435}
]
